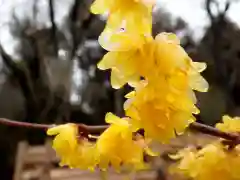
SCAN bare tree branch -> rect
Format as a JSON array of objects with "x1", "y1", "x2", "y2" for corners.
[
  {"x1": 224, "y1": 0, "x2": 231, "y2": 13},
  {"x1": 69, "y1": 0, "x2": 81, "y2": 58},
  {"x1": 48, "y1": 0, "x2": 59, "y2": 57},
  {"x1": 25, "y1": 35, "x2": 41, "y2": 80},
  {"x1": 1, "y1": 117, "x2": 240, "y2": 146},
  {"x1": 221, "y1": 0, "x2": 237, "y2": 18},
  {"x1": 69, "y1": 0, "x2": 96, "y2": 59},
  {"x1": 206, "y1": 0, "x2": 234, "y2": 20},
  {"x1": 69, "y1": 0, "x2": 94, "y2": 58},
  {"x1": 205, "y1": 0, "x2": 215, "y2": 21},
  {"x1": 0, "y1": 44, "x2": 20, "y2": 73},
  {"x1": 32, "y1": 0, "x2": 38, "y2": 22},
  {"x1": 205, "y1": 0, "x2": 232, "y2": 21},
  {"x1": 0, "y1": 44, "x2": 38, "y2": 119}
]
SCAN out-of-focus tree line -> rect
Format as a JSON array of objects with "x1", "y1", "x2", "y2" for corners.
[{"x1": 0, "y1": 0, "x2": 240, "y2": 179}]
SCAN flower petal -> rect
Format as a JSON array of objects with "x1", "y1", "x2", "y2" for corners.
[
  {"x1": 111, "y1": 69, "x2": 126, "y2": 89},
  {"x1": 97, "y1": 52, "x2": 118, "y2": 70},
  {"x1": 105, "y1": 112, "x2": 119, "y2": 123},
  {"x1": 90, "y1": 0, "x2": 110, "y2": 14},
  {"x1": 189, "y1": 74, "x2": 209, "y2": 92},
  {"x1": 191, "y1": 62, "x2": 207, "y2": 73}
]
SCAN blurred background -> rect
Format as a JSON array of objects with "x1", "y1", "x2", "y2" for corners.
[{"x1": 0, "y1": 0, "x2": 240, "y2": 179}]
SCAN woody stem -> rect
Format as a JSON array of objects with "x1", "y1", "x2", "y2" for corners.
[{"x1": 0, "y1": 118, "x2": 239, "y2": 143}]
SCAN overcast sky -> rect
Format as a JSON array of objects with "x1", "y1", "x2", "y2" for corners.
[
  {"x1": 1, "y1": 0, "x2": 240, "y2": 54},
  {"x1": 0, "y1": 0, "x2": 73, "y2": 55},
  {"x1": 159, "y1": 0, "x2": 240, "y2": 39}
]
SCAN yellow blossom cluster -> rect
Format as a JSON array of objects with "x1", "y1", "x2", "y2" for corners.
[
  {"x1": 97, "y1": 12, "x2": 208, "y2": 142},
  {"x1": 91, "y1": 0, "x2": 155, "y2": 35},
  {"x1": 47, "y1": 113, "x2": 149, "y2": 171},
  {"x1": 47, "y1": 124, "x2": 98, "y2": 170},
  {"x1": 171, "y1": 115, "x2": 240, "y2": 180},
  {"x1": 47, "y1": 0, "x2": 208, "y2": 172}
]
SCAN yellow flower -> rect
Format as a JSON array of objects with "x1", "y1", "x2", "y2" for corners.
[
  {"x1": 153, "y1": 33, "x2": 208, "y2": 92},
  {"x1": 47, "y1": 124, "x2": 97, "y2": 170},
  {"x1": 97, "y1": 29, "x2": 153, "y2": 89},
  {"x1": 47, "y1": 124, "x2": 78, "y2": 166},
  {"x1": 124, "y1": 78, "x2": 198, "y2": 143},
  {"x1": 171, "y1": 142, "x2": 240, "y2": 180},
  {"x1": 109, "y1": 33, "x2": 208, "y2": 143},
  {"x1": 216, "y1": 115, "x2": 240, "y2": 133},
  {"x1": 90, "y1": 0, "x2": 153, "y2": 35},
  {"x1": 98, "y1": 33, "x2": 208, "y2": 143},
  {"x1": 98, "y1": 31, "x2": 208, "y2": 92},
  {"x1": 96, "y1": 112, "x2": 149, "y2": 171}
]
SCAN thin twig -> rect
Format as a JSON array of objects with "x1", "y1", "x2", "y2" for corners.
[
  {"x1": 190, "y1": 122, "x2": 240, "y2": 142},
  {"x1": 0, "y1": 118, "x2": 240, "y2": 143},
  {"x1": 0, "y1": 118, "x2": 107, "y2": 133},
  {"x1": 0, "y1": 118, "x2": 51, "y2": 130}
]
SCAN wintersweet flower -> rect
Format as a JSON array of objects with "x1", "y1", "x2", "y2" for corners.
[
  {"x1": 98, "y1": 31, "x2": 208, "y2": 92},
  {"x1": 124, "y1": 80, "x2": 198, "y2": 143},
  {"x1": 47, "y1": 124, "x2": 79, "y2": 167},
  {"x1": 96, "y1": 112, "x2": 152, "y2": 171},
  {"x1": 47, "y1": 124, "x2": 97, "y2": 170},
  {"x1": 119, "y1": 33, "x2": 208, "y2": 143},
  {"x1": 90, "y1": 0, "x2": 154, "y2": 35},
  {"x1": 97, "y1": 29, "x2": 153, "y2": 89},
  {"x1": 170, "y1": 142, "x2": 240, "y2": 180},
  {"x1": 216, "y1": 115, "x2": 240, "y2": 133},
  {"x1": 152, "y1": 33, "x2": 208, "y2": 92}
]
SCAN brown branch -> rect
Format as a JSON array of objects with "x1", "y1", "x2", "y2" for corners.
[
  {"x1": 0, "y1": 118, "x2": 51, "y2": 130},
  {"x1": 0, "y1": 118, "x2": 107, "y2": 133},
  {"x1": 189, "y1": 122, "x2": 240, "y2": 142},
  {"x1": 0, "y1": 118, "x2": 240, "y2": 143}
]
